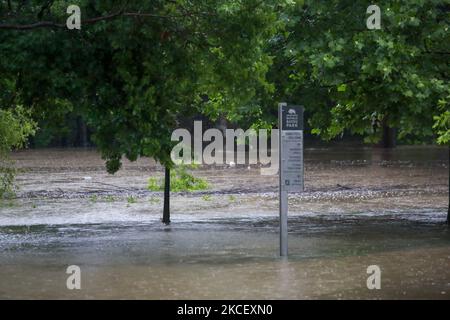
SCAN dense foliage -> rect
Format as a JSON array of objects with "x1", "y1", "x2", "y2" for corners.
[
  {"x1": 250, "y1": 0, "x2": 449, "y2": 145},
  {"x1": 0, "y1": 0, "x2": 284, "y2": 172},
  {"x1": 0, "y1": 107, "x2": 36, "y2": 197},
  {"x1": 0, "y1": 0, "x2": 448, "y2": 162}
]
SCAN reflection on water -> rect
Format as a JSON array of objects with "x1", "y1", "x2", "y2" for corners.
[{"x1": 0, "y1": 213, "x2": 449, "y2": 299}]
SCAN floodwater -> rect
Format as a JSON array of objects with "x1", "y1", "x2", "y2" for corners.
[{"x1": 0, "y1": 146, "x2": 449, "y2": 299}]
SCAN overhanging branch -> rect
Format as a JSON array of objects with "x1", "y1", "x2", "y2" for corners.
[{"x1": 0, "y1": 11, "x2": 192, "y2": 30}]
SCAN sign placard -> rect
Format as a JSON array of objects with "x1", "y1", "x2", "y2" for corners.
[{"x1": 279, "y1": 105, "x2": 304, "y2": 192}]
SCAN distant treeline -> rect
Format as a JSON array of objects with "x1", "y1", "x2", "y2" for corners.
[
  {"x1": 30, "y1": 110, "x2": 434, "y2": 149},
  {"x1": 30, "y1": 113, "x2": 91, "y2": 148}
]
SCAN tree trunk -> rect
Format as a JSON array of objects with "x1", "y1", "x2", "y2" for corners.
[
  {"x1": 77, "y1": 117, "x2": 88, "y2": 147},
  {"x1": 382, "y1": 122, "x2": 396, "y2": 148},
  {"x1": 162, "y1": 166, "x2": 171, "y2": 225}
]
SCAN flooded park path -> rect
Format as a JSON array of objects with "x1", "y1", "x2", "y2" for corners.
[{"x1": 0, "y1": 146, "x2": 449, "y2": 299}]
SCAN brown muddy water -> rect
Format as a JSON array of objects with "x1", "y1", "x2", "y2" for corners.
[{"x1": 0, "y1": 146, "x2": 449, "y2": 299}]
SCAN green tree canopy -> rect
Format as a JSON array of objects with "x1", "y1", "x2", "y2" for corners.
[
  {"x1": 0, "y1": 0, "x2": 287, "y2": 171},
  {"x1": 261, "y1": 0, "x2": 449, "y2": 144}
]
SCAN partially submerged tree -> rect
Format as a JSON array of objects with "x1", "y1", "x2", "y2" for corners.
[
  {"x1": 0, "y1": 0, "x2": 285, "y2": 221},
  {"x1": 266, "y1": 0, "x2": 449, "y2": 221},
  {"x1": 1, "y1": 1, "x2": 448, "y2": 222}
]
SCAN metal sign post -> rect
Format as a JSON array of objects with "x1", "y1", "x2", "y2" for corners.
[{"x1": 279, "y1": 103, "x2": 304, "y2": 257}]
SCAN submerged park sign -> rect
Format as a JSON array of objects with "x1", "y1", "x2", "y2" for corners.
[
  {"x1": 169, "y1": 102, "x2": 304, "y2": 256},
  {"x1": 279, "y1": 104, "x2": 304, "y2": 192},
  {"x1": 279, "y1": 103, "x2": 304, "y2": 256}
]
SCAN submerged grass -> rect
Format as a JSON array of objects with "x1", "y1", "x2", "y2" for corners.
[
  {"x1": 127, "y1": 196, "x2": 137, "y2": 204},
  {"x1": 148, "y1": 165, "x2": 209, "y2": 192},
  {"x1": 202, "y1": 195, "x2": 212, "y2": 201}
]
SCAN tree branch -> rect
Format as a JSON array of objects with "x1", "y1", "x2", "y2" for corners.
[
  {"x1": 425, "y1": 51, "x2": 450, "y2": 55},
  {"x1": 0, "y1": 10, "x2": 191, "y2": 30}
]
